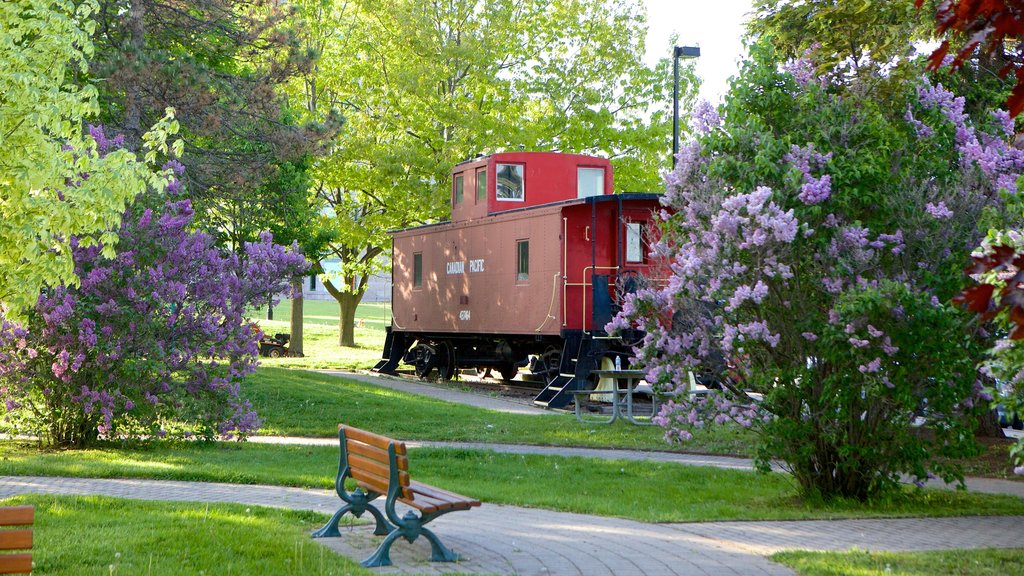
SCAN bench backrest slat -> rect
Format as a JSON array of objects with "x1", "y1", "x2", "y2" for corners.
[
  {"x1": 344, "y1": 439, "x2": 409, "y2": 472},
  {"x1": 0, "y1": 554, "x2": 32, "y2": 575},
  {"x1": 341, "y1": 425, "x2": 412, "y2": 500},
  {"x1": 0, "y1": 508, "x2": 32, "y2": 527},
  {"x1": 0, "y1": 530, "x2": 31, "y2": 551},
  {"x1": 0, "y1": 506, "x2": 33, "y2": 575}
]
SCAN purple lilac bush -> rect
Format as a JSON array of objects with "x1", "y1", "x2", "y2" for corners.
[
  {"x1": 0, "y1": 130, "x2": 308, "y2": 447},
  {"x1": 609, "y1": 45, "x2": 1023, "y2": 500}
]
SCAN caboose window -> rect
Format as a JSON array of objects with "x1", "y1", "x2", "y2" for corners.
[
  {"x1": 413, "y1": 252, "x2": 423, "y2": 288},
  {"x1": 626, "y1": 222, "x2": 643, "y2": 263},
  {"x1": 454, "y1": 174, "x2": 464, "y2": 204},
  {"x1": 577, "y1": 167, "x2": 605, "y2": 198},
  {"x1": 516, "y1": 240, "x2": 529, "y2": 281},
  {"x1": 496, "y1": 164, "x2": 524, "y2": 201},
  {"x1": 476, "y1": 169, "x2": 487, "y2": 202}
]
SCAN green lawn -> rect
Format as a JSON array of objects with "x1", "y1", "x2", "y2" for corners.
[
  {"x1": 2, "y1": 441, "x2": 1023, "y2": 523},
  {"x1": 243, "y1": 367, "x2": 756, "y2": 454},
  {"x1": 251, "y1": 301, "x2": 389, "y2": 370},
  {"x1": 3, "y1": 494, "x2": 365, "y2": 576},
  {"x1": 773, "y1": 548, "x2": 1024, "y2": 576}
]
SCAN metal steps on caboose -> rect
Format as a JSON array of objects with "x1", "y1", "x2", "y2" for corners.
[
  {"x1": 533, "y1": 332, "x2": 606, "y2": 409},
  {"x1": 532, "y1": 373, "x2": 580, "y2": 408}
]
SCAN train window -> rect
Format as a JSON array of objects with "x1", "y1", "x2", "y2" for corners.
[
  {"x1": 454, "y1": 174, "x2": 464, "y2": 204},
  {"x1": 516, "y1": 240, "x2": 529, "y2": 281},
  {"x1": 577, "y1": 167, "x2": 605, "y2": 198},
  {"x1": 413, "y1": 252, "x2": 423, "y2": 288},
  {"x1": 626, "y1": 222, "x2": 643, "y2": 263},
  {"x1": 476, "y1": 169, "x2": 487, "y2": 202},
  {"x1": 496, "y1": 164, "x2": 525, "y2": 201}
]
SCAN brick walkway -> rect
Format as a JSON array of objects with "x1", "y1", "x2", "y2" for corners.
[
  {"x1": 4, "y1": 475, "x2": 1022, "y2": 575},
  {"x1": 5, "y1": 371, "x2": 1020, "y2": 574}
]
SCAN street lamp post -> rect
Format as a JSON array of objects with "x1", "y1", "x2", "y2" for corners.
[{"x1": 673, "y1": 45, "x2": 701, "y2": 169}]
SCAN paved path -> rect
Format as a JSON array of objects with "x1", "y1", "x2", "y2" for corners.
[
  {"x1": 318, "y1": 370, "x2": 553, "y2": 415},
  {"x1": 4, "y1": 475, "x2": 1023, "y2": 575}
]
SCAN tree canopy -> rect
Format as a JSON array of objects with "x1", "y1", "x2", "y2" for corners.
[
  {"x1": 292, "y1": 0, "x2": 690, "y2": 345},
  {"x1": 0, "y1": 0, "x2": 177, "y2": 314}
]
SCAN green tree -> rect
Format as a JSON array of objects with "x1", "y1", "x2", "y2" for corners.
[
  {"x1": 749, "y1": 0, "x2": 934, "y2": 79},
  {"x1": 293, "y1": 0, "x2": 686, "y2": 346},
  {"x1": 0, "y1": 0, "x2": 177, "y2": 314},
  {"x1": 88, "y1": 0, "x2": 340, "y2": 252}
]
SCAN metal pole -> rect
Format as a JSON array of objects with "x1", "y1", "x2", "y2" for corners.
[{"x1": 672, "y1": 46, "x2": 701, "y2": 169}]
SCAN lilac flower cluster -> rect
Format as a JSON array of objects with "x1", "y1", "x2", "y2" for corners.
[
  {"x1": 785, "y1": 144, "x2": 833, "y2": 205},
  {"x1": 0, "y1": 151, "x2": 308, "y2": 447},
  {"x1": 606, "y1": 54, "x2": 1000, "y2": 497},
  {"x1": 915, "y1": 81, "x2": 1024, "y2": 194}
]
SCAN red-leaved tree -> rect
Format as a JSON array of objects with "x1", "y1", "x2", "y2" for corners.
[{"x1": 917, "y1": 0, "x2": 1024, "y2": 115}]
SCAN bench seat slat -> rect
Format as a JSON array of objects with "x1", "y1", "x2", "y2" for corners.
[
  {"x1": 0, "y1": 553, "x2": 32, "y2": 574},
  {"x1": 409, "y1": 481, "x2": 480, "y2": 507},
  {"x1": 0, "y1": 530, "x2": 32, "y2": 551},
  {"x1": 0, "y1": 508, "x2": 32, "y2": 527},
  {"x1": 342, "y1": 426, "x2": 407, "y2": 456}
]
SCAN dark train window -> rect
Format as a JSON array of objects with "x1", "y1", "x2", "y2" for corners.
[
  {"x1": 626, "y1": 222, "x2": 643, "y2": 263},
  {"x1": 517, "y1": 240, "x2": 529, "y2": 281},
  {"x1": 454, "y1": 174, "x2": 464, "y2": 204},
  {"x1": 413, "y1": 252, "x2": 423, "y2": 288},
  {"x1": 476, "y1": 169, "x2": 487, "y2": 202},
  {"x1": 496, "y1": 164, "x2": 524, "y2": 201}
]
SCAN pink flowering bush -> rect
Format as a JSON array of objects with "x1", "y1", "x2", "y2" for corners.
[
  {"x1": 610, "y1": 45, "x2": 1021, "y2": 500},
  {"x1": 0, "y1": 131, "x2": 308, "y2": 447}
]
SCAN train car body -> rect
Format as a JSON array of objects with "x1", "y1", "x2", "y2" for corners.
[{"x1": 374, "y1": 152, "x2": 664, "y2": 408}]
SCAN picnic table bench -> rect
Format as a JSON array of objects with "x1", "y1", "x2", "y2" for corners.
[
  {"x1": 312, "y1": 425, "x2": 480, "y2": 567},
  {"x1": 0, "y1": 506, "x2": 33, "y2": 574}
]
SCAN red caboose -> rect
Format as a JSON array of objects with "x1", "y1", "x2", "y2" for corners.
[{"x1": 374, "y1": 151, "x2": 665, "y2": 408}]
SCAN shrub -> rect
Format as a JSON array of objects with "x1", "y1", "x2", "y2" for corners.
[
  {"x1": 0, "y1": 145, "x2": 308, "y2": 447},
  {"x1": 610, "y1": 45, "x2": 1021, "y2": 500}
]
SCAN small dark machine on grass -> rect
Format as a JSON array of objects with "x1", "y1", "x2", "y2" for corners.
[
  {"x1": 259, "y1": 332, "x2": 290, "y2": 358},
  {"x1": 374, "y1": 152, "x2": 666, "y2": 408}
]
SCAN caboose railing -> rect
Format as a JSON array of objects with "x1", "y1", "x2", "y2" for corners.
[{"x1": 563, "y1": 265, "x2": 619, "y2": 334}]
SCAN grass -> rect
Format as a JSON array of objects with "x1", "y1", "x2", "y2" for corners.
[
  {"x1": 250, "y1": 301, "x2": 388, "y2": 370},
  {"x1": 773, "y1": 548, "x2": 1024, "y2": 576},
  {"x1": 2, "y1": 441, "x2": 1024, "y2": 523},
  {"x1": 2, "y1": 494, "x2": 366, "y2": 575},
  {"x1": 243, "y1": 367, "x2": 756, "y2": 454}
]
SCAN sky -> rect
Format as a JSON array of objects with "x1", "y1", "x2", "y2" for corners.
[{"x1": 642, "y1": 0, "x2": 754, "y2": 104}]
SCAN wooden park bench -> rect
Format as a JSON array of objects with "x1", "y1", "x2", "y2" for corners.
[
  {"x1": 312, "y1": 425, "x2": 480, "y2": 567},
  {"x1": 0, "y1": 506, "x2": 33, "y2": 574}
]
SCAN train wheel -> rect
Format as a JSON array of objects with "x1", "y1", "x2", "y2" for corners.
[
  {"x1": 413, "y1": 343, "x2": 439, "y2": 379},
  {"x1": 438, "y1": 342, "x2": 457, "y2": 381},
  {"x1": 498, "y1": 363, "x2": 518, "y2": 381},
  {"x1": 534, "y1": 346, "x2": 561, "y2": 384}
]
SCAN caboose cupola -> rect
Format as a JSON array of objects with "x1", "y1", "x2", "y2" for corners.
[{"x1": 450, "y1": 152, "x2": 613, "y2": 223}]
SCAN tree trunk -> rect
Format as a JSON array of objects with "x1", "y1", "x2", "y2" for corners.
[
  {"x1": 322, "y1": 277, "x2": 364, "y2": 347},
  {"x1": 976, "y1": 409, "x2": 1007, "y2": 438},
  {"x1": 124, "y1": 1, "x2": 146, "y2": 148},
  {"x1": 337, "y1": 295, "x2": 360, "y2": 347},
  {"x1": 289, "y1": 277, "x2": 304, "y2": 357}
]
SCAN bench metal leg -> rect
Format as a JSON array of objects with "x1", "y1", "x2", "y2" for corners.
[
  {"x1": 311, "y1": 504, "x2": 352, "y2": 538},
  {"x1": 361, "y1": 530, "x2": 402, "y2": 567},
  {"x1": 361, "y1": 510, "x2": 462, "y2": 567},
  {"x1": 422, "y1": 526, "x2": 460, "y2": 562},
  {"x1": 312, "y1": 490, "x2": 395, "y2": 539}
]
